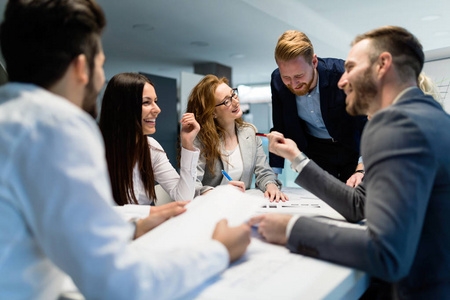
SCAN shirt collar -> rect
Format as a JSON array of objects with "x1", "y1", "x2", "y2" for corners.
[
  {"x1": 310, "y1": 72, "x2": 320, "y2": 96},
  {"x1": 392, "y1": 86, "x2": 418, "y2": 105}
]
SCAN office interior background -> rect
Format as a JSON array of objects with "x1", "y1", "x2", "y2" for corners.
[{"x1": 1, "y1": 0, "x2": 449, "y2": 186}]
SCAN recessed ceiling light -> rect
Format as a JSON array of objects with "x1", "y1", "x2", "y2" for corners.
[
  {"x1": 190, "y1": 41, "x2": 209, "y2": 47},
  {"x1": 421, "y1": 15, "x2": 440, "y2": 21},
  {"x1": 230, "y1": 53, "x2": 245, "y2": 59},
  {"x1": 132, "y1": 24, "x2": 154, "y2": 31}
]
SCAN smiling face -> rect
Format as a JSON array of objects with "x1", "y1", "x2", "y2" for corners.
[
  {"x1": 278, "y1": 55, "x2": 318, "y2": 96},
  {"x1": 338, "y1": 39, "x2": 380, "y2": 116},
  {"x1": 141, "y1": 82, "x2": 161, "y2": 135},
  {"x1": 214, "y1": 83, "x2": 242, "y2": 125}
]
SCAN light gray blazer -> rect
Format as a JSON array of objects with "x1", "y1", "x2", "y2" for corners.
[{"x1": 194, "y1": 124, "x2": 281, "y2": 196}]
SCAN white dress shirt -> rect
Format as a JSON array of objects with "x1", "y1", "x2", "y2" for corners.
[
  {"x1": 0, "y1": 83, "x2": 228, "y2": 300},
  {"x1": 133, "y1": 137, "x2": 199, "y2": 205}
]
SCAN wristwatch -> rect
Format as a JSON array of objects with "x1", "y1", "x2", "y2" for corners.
[{"x1": 290, "y1": 153, "x2": 309, "y2": 173}]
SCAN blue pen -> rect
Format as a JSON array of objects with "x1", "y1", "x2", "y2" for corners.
[{"x1": 221, "y1": 170, "x2": 232, "y2": 181}]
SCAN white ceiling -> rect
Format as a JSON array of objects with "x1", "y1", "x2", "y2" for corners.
[{"x1": 1, "y1": 0, "x2": 450, "y2": 86}]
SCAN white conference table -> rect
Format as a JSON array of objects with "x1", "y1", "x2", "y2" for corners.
[
  {"x1": 174, "y1": 186, "x2": 369, "y2": 300},
  {"x1": 60, "y1": 186, "x2": 369, "y2": 300}
]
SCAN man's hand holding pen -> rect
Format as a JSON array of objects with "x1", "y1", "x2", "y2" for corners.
[{"x1": 267, "y1": 131, "x2": 301, "y2": 163}]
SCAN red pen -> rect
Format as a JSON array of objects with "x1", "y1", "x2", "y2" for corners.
[{"x1": 256, "y1": 133, "x2": 267, "y2": 137}]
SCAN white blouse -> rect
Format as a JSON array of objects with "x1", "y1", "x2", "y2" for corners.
[
  {"x1": 224, "y1": 144, "x2": 243, "y2": 181},
  {"x1": 133, "y1": 137, "x2": 199, "y2": 205}
]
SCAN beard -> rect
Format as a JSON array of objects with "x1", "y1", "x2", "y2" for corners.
[
  {"x1": 346, "y1": 67, "x2": 378, "y2": 116},
  {"x1": 287, "y1": 68, "x2": 316, "y2": 96},
  {"x1": 81, "y1": 75, "x2": 100, "y2": 119}
]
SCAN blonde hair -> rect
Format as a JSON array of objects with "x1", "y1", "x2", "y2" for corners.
[
  {"x1": 275, "y1": 30, "x2": 314, "y2": 64},
  {"x1": 418, "y1": 72, "x2": 441, "y2": 103}
]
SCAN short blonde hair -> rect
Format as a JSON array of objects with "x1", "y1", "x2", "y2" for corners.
[{"x1": 275, "y1": 30, "x2": 314, "y2": 64}]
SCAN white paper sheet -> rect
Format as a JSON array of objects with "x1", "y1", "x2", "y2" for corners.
[
  {"x1": 250, "y1": 186, "x2": 345, "y2": 220},
  {"x1": 132, "y1": 185, "x2": 265, "y2": 251}
]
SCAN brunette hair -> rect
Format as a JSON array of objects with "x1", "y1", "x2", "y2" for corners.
[
  {"x1": 0, "y1": 0, "x2": 105, "y2": 88},
  {"x1": 353, "y1": 26, "x2": 424, "y2": 81},
  {"x1": 99, "y1": 73, "x2": 157, "y2": 205}
]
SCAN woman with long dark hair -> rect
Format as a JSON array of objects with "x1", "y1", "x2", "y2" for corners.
[{"x1": 99, "y1": 73, "x2": 200, "y2": 206}]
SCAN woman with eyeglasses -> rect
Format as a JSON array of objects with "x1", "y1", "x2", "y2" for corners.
[
  {"x1": 99, "y1": 72, "x2": 200, "y2": 206},
  {"x1": 186, "y1": 74, "x2": 287, "y2": 202}
]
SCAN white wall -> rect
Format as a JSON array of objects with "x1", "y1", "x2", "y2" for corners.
[
  {"x1": 180, "y1": 72, "x2": 204, "y2": 117},
  {"x1": 423, "y1": 58, "x2": 450, "y2": 113}
]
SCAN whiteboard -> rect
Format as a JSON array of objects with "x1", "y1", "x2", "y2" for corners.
[{"x1": 423, "y1": 58, "x2": 450, "y2": 113}]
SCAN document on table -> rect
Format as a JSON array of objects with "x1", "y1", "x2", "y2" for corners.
[
  {"x1": 132, "y1": 185, "x2": 265, "y2": 251},
  {"x1": 248, "y1": 186, "x2": 345, "y2": 220},
  {"x1": 178, "y1": 233, "x2": 362, "y2": 300},
  {"x1": 179, "y1": 237, "x2": 338, "y2": 300}
]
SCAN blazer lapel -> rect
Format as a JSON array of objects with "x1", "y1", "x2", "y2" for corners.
[
  {"x1": 217, "y1": 141, "x2": 229, "y2": 185},
  {"x1": 317, "y1": 59, "x2": 329, "y2": 124},
  {"x1": 238, "y1": 127, "x2": 254, "y2": 184}
]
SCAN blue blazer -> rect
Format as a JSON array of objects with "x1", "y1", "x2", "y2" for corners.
[{"x1": 269, "y1": 57, "x2": 367, "y2": 168}]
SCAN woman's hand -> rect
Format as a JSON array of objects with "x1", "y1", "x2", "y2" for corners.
[
  {"x1": 227, "y1": 180, "x2": 246, "y2": 193},
  {"x1": 134, "y1": 201, "x2": 189, "y2": 239},
  {"x1": 180, "y1": 113, "x2": 200, "y2": 151},
  {"x1": 264, "y1": 183, "x2": 288, "y2": 203}
]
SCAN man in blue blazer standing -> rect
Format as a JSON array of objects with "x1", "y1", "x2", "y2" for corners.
[{"x1": 270, "y1": 30, "x2": 367, "y2": 185}]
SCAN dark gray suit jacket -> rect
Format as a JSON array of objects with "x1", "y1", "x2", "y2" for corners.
[{"x1": 289, "y1": 88, "x2": 450, "y2": 299}]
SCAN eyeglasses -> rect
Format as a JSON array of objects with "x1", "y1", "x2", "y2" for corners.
[{"x1": 215, "y1": 88, "x2": 239, "y2": 107}]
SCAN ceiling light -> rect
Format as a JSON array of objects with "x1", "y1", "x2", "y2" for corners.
[
  {"x1": 132, "y1": 24, "x2": 154, "y2": 31},
  {"x1": 421, "y1": 15, "x2": 440, "y2": 21},
  {"x1": 230, "y1": 53, "x2": 245, "y2": 59},
  {"x1": 190, "y1": 41, "x2": 209, "y2": 47}
]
